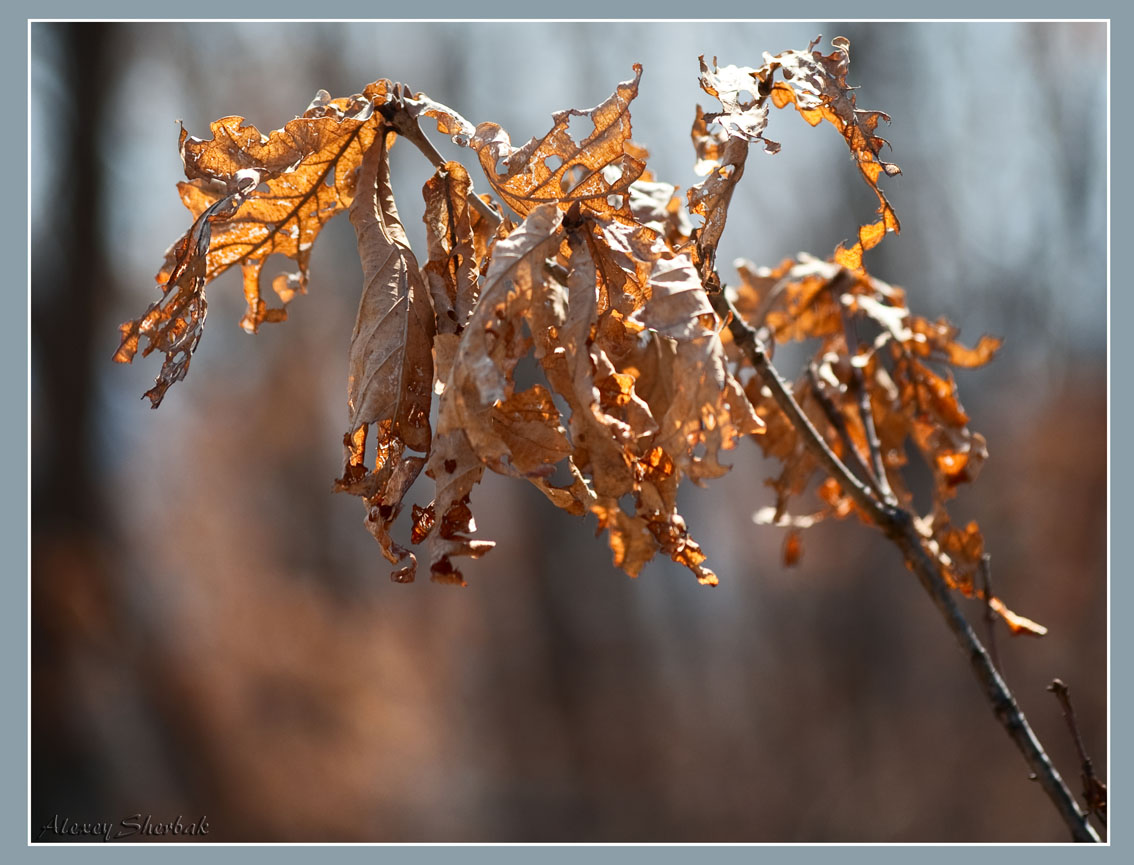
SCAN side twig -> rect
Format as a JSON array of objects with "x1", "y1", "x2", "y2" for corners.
[
  {"x1": 979, "y1": 554, "x2": 1002, "y2": 674},
  {"x1": 1048, "y1": 679, "x2": 1107, "y2": 827},
  {"x1": 805, "y1": 361, "x2": 886, "y2": 501},
  {"x1": 711, "y1": 290, "x2": 1100, "y2": 843},
  {"x1": 831, "y1": 270, "x2": 896, "y2": 505}
]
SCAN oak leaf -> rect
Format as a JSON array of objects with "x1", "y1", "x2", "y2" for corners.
[
  {"x1": 116, "y1": 83, "x2": 391, "y2": 405},
  {"x1": 468, "y1": 66, "x2": 645, "y2": 221},
  {"x1": 763, "y1": 37, "x2": 901, "y2": 269}
]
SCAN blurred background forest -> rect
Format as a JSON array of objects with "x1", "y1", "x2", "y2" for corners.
[{"x1": 31, "y1": 21, "x2": 1106, "y2": 842}]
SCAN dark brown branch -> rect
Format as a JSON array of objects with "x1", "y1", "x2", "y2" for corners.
[
  {"x1": 1048, "y1": 679, "x2": 1107, "y2": 827},
  {"x1": 711, "y1": 290, "x2": 1100, "y2": 843}
]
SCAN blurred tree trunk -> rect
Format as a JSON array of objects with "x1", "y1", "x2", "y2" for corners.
[{"x1": 31, "y1": 21, "x2": 114, "y2": 834}]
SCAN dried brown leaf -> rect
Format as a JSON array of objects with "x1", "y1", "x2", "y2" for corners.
[
  {"x1": 469, "y1": 66, "x2": 645, "y2": 220},
  {"x1": 544, "y1": 232, "x2": 639, "y2": 499},
  {"x1": 764, "y1": 37, "x2": 900, "y2": 268},
  {"x1": 697, "y1": 56, "x2": 776, "y2": 150},
  {"x1": 909, "y1": 316, "x2": 1002, "y2": 368},
  {"x1": 423, "y1": 204, "x2": 566, "y2": 582},
  {"x1": 686, "y1": 104, "x2": 749, "y2": 282},
  {"x1": 332, "y1": 129, "x2": 436, "y2": 581},
  {"x1": 343, "y1": 129, "x2": 435, "y2": 456},
  {"x1": 117, "y1": 83, "x2": 391, "y2": 405},
  {"x1": 437, "y1": 203, "x2": 564, "y2": 462},
  {"x1": 422, "y1": 161, "x2": 482, "y2": 334},
  {"x1": 113, "y1": 193, "x2": 240, "y2": 406}
]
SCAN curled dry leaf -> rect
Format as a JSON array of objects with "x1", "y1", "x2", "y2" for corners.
[
  {"x1": 762, "y1": 37, "x2": 901, "y2": 270},
  {"x1": 627, "y1": 177, "x2": 694, "y2": 249},
  {"x1": 335, "y1": 126, "x2": 436, "y2": 581},
  {"x1": 425, "y1": 203, "x2": 565, "y2": 583},
  {"x1": 915, "y1": 511, "x2": 1046, "y2": 636},
  {"x1": 421, "y1": 160, "x2": 493, "y2": 340},
  {"x1": 636, "y1": 253, "x2": 763, "y2": 483},
  {"x1": 687, "y1": 104, "x2": 749, "y2": 283},
  {"x1": 690, "y1": 39, "x2": 901, "y2": 284},
  {"x1": 342, "y1": 130, "x2": 435, "y2": 455},
  {"x1": 113, "y1": 192, "x2": 239, "y2": 406}
]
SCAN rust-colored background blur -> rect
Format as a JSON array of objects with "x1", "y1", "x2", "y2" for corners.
[{"x1": 31, "y1": 22, "x2": 1106, "y2": 842}]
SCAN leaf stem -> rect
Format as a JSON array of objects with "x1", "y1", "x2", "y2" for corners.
[{"x1": 381, "y1": 98, "x2": 503, "y2": 230}]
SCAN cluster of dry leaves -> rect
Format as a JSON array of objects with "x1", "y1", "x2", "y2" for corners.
[{"x1": 115, "y1": 38, "x2": 1038, "y2": 632}]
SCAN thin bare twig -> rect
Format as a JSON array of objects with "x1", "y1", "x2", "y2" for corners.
[
  {"x1": 712, "y1": 292, "x2": 883, "y2": 518},
  {"x1": 711, "y1": 289, "x2": 1100, "y2": 843},
  {"x1": 1048, "y1": 679, "x2": 1107, "y2": 827},
  {"x1": 979, "y1": 554, "x2": 1001, "y2": 674},
  {"x1": 805, "y1": 361, "x2": 888, "y2": 502},
  {"x1": 832, "y1": 271, "x2": 896, "y2": 505}
]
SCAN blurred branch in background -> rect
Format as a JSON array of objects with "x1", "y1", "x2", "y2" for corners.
[{"x1": 30, "y1": 21, "x2": 1106, "y2": 842}]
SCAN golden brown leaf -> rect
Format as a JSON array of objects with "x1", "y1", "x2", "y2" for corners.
[
  {"x1": 587, "y1": 216, "x2": 666, "y2": 313},
  {"x1": 764, "y1": 37, "x2": 900, "y2": 267},
  {"x1": 117, "y1": 83, "x2": 391, "y2": 405},
  {"x1": 686, "y1": 104, "x2": 749, "y2": 282},
  {"x1": 909, "y1": 316, "x2": 1002, "y2": 368},
  {"x1": 114, "y1": 193, "x2": 241, "y2": 406},
  {"x1": 588, "y1": 499, "x2": 653, "y2": 578},
  {"x1": 422, "y1": 161, "x2": 482, "y2": 335},
  {"x1": 646, "y1": 509, "x2": 718, "y2": 586},
  {"x1": 174, "y1": 86, "x2": 390, "y2": 333},
  {"x1": 423, "y1": 204, "x2": 566, "y2": 582},
  {"x1": 469, "y1": 66, "x2": 645, "y2": 220},
  {"x1": 490, "y1": 387, "x2": 574, "y2": 474}
]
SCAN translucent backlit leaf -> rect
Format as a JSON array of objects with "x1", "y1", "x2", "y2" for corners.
[{"x1": 469, "y1": 66, "x2": 645, "y2": 220}]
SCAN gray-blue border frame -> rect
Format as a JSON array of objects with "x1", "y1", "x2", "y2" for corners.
[{"x1": 12, "y1": 2, "x2": 1124, "y2": 861}]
